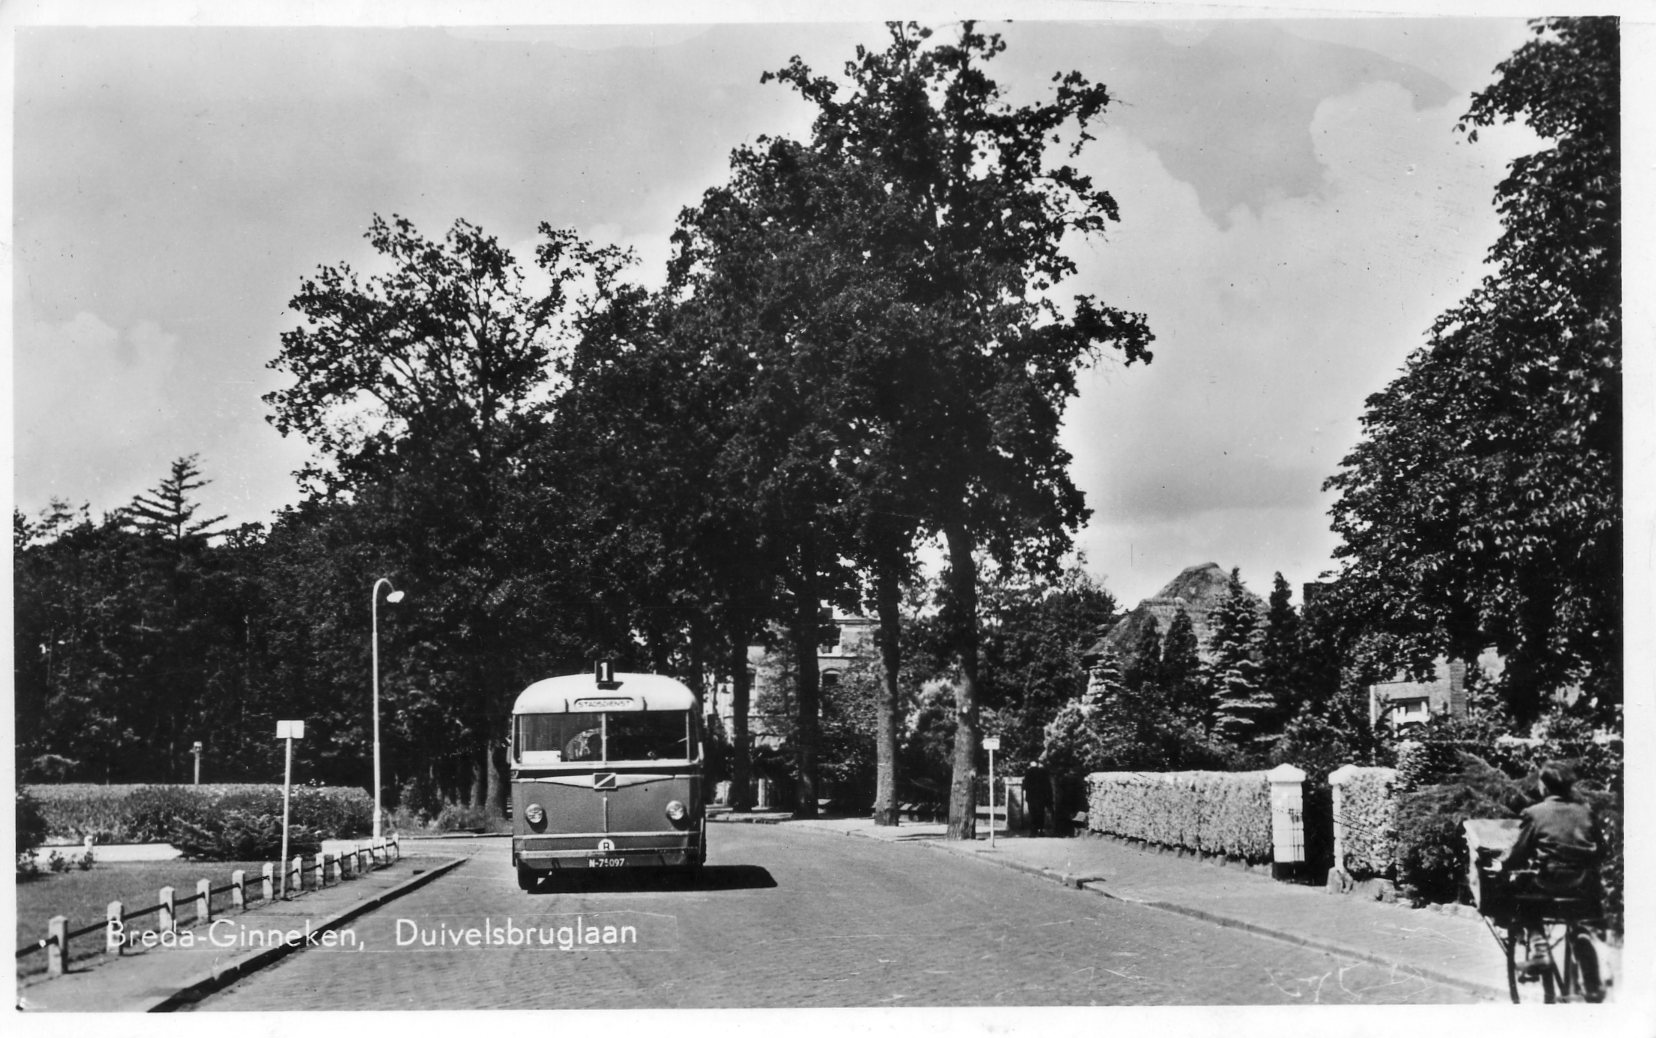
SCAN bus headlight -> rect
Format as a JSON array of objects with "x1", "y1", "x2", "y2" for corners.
[
  {"x1": 524, "y1": 803, "x2": 546, "y2": 826},
  {"x1": 664, "y1": 800, "x2": 687, "y2": 823}
]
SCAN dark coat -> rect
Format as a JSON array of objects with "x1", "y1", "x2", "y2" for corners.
[{"x1": 1502, "y1": 795, "x2": 1600, "y2": 895}]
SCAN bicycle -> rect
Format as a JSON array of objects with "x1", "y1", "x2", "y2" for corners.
[{"x1": 1472, "y1": 858, "x2": 1607, "y2": 1003}]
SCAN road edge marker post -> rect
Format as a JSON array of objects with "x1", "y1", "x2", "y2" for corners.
[{"x1": 276, "y1": 719, "x2": 305, "y2": 899}]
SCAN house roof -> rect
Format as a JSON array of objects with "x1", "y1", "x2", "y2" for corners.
[{"x1": 1088, "y1": 562, "x2": 1263, "y2": 664}]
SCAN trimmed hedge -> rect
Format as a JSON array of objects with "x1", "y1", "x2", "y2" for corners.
[
  {"x1": 1335, "y1": 767, "x2": 1397, "y2": 878},
  {"x1": 23, "y1": 784, "x2": 373, "y2": 844},
  {"x1": 1085, "y1": 770, "x2": 1274, "y2": 863}
]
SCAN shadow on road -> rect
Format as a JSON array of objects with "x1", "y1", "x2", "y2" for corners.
[{"x1": 526, "y1": 865, "x2": 777, "y2": 895}]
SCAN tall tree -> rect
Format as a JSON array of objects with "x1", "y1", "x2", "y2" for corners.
[
  {"x1": 1324, "y1": 18, "x2": 1620, "y2": 725},
  {"x1": 764, "y1": 21, "x2": 1153, "y2": 839},
  {"x1": 666, "y1": 136, "x2": 873, "y2": 818},
  {"x1": 1207, "y1": 568, "x2": 1270, "y2": 746},
  {"x1": 550, "y1": 280, "x2": 787, "y2": 809},
  {"x1": 1159, "y1": 606, "x2": 1207, "y2": 729},
  {"x1": 1257, "y1": 572, "x2": 1302, "y2": 734},
  {"x1": 266, "y1": 214, "x2": 626, "y2": 815},
  {"x1": 978, "y1": 564, "x2": 1116, "y2": 769},
  {"x1": 122, "y1": 455, "x2": 227, "y2": 544},
  {"x1": 1121, "y1": 615, "x2": 1163, "y2": 697}
]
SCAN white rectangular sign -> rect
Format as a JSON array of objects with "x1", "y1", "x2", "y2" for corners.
[
  {"x1": 276, "y1": 720, "x2": 305, "y2": 739},
  {"x1": 981, "y1": 736, "x2": 1000, "y2": 751}
]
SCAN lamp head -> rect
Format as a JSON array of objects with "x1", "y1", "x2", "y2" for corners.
[{"x1": 386, "y1": 590, "x2": 406, "y2": 604}]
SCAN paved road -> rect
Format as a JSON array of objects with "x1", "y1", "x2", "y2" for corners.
[{"x1": 188, "y1": 825, "x2": 1478, "y2": 1008}]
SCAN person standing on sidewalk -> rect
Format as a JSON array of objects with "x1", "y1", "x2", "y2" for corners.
[{"x1": 1023, "y1": 761, "x2": 1050, "y2": 836}]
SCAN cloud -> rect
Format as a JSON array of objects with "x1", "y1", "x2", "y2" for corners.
[
  {"x1": 1059, "y1": 68, "x2": 1533, "y2": 604},
  {"x1": 14, "y1": 312, "x2": 185, "y2": 510}
]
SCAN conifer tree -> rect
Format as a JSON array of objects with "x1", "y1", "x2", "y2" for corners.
[
  {"x1": 1207, "y1": 568, "x2": 1272, "y2": 745},
  {"x1": 1159, "y1": 606, "x2": 1207, "y2": 728},
  {"x1": 1258, "y1": 572, "x2": 1303, "y2": 735}
]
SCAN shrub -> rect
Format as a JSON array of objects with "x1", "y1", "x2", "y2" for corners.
[
  {"x1": 123, "y1": 786, "x2": 215, "y2": 843},
  {"x1": 16, "y1": 789, "x2": 49, "y2": 855},
  {"x1": 1041, "y1": 702, "x2": 1106, "y2": 775},
  {"x1": 1393, "y1": 754, "x2": 1527, "y2": 904},
  {"x1": 17, "y1": 850, "x2": 44, "y2": 881},
  {"x1": 398, "y1": 773, "x2": 443, "y2": 820},
  {"x1": 291, "y1": 785, "x2": 374, "y2": 838},
  {"x1": 171, "y1": 810, "x2": 324, "y2": 862},
  {"x1": 1271, "y1": 712, "x2": 1356, "y2": 785},
  {"x1": 47, "y1": 850, "x2": 70, "y2": 873},
  {"x1": 433, "y1": 803, "x2": 491, "y2": 833},
  {"x1": 1589, "y1": 788, "x2": 1624, "y2": 935},
  {"x1": 1384, "y1": 712, "x2": 1623, "y2": 929}
]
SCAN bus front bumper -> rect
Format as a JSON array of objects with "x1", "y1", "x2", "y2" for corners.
[{"x1": 514, "y1": 832, "x2": 703, "y2": 871}]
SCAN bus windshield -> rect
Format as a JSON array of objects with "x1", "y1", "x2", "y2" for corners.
[{"x1": 515, "y1": 711, "x2": 694, "y2": 764}]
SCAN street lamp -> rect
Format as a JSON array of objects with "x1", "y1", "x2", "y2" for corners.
[{"x1": 372, "y1": 578, "x2": 406, "y2": 840}]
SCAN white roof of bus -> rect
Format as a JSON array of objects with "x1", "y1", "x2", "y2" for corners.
[{"x1": 512, "y1": 672, "x2": 699, "y2": 714}]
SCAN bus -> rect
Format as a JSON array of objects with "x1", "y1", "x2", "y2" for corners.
[{"x1": 509, "y1": 665, "x2": 706, "y2": 890}]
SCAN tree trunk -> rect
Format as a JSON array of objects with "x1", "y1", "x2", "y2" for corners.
[
  {"x1": 944, "y1": 521, "x2": 980, "y2": 842},
  {"x1": 482, "y1": 648, "x2": 510, "y2": 819},
  {"x1": 872, "y1": 561, "x2": 902, "y2": 827},
  {"x1": 788, "y1": 543, "x2": 821, "y2": 819},
  {"x1": 729, "y1": 637, "x2": 753, "y2": 811},
  {"x1": 484, "y1": 721, "x2": 508, "y2": 820},
  {"x1": 469, "y1": 752, "x2": 486, "y2": 809}
]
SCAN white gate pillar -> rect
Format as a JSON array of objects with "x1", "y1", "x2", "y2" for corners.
[
  {"x1": 1267, "y1": 764, "x2": 1306, "y2": 878},
  {"x1": 1328, "y1": 763, "x2": 1361, "y2": 877}
]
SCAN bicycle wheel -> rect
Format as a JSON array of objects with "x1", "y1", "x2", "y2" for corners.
[
  {"x1": 1567, "y1": 929, "x2": 1603, "y2": 1003},
  {"x1": 1506, "y1": 928, "x2": 1557, "y2": 1003}
]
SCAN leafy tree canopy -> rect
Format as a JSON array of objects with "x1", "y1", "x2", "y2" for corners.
[{"x1": 1325, "y1": 18, "x2": 1619, "y2": 724}]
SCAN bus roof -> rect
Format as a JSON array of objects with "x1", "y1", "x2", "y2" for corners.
[{"x1": 511, "y1": 672, "x2": 699, "y2": 715}]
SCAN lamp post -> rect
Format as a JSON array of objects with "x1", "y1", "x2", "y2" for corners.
[{"x1": 371, "y1": 578, "x2": 406, "y2": 840}]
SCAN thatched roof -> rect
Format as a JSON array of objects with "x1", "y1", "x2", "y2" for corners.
[{"x1": 1088, "y1": 562, "x2": 1263, "y2": 665}]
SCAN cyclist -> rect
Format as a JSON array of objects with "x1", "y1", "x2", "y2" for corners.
[{"x1": 1496, "y1": 760, "x2": 1603, "y2": 994}]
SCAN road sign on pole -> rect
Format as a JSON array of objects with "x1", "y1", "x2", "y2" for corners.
[{"x1": 277, "y1": 721, "x2": 305, "y2": 899}]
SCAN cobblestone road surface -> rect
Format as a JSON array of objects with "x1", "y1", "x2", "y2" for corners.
[{"x1": 188, "y1": 825, "x2": 1479, "y2": 1009}]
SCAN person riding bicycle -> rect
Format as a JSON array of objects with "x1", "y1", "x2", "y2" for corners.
[{"x1": 1496, "y1": 760, "x2": 1603, "y2": 985}]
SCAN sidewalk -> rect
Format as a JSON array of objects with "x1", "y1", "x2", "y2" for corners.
[
  {"x1": 15, "y1": 853, "x2": 463, "y2": 1012},
  {"x1": 718, "y1": 811, "x2": 1616, "y2": 1003}
]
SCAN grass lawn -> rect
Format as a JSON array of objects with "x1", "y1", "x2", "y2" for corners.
[{"x1": 16, "y1": 859, "x2": 271, "y2": 975}]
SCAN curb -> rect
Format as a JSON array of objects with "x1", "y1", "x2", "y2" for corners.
[{"x1": 141, "y1": 856, "x2": 467, "y2": 1012}]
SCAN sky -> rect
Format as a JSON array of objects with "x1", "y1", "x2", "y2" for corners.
[{"x1": 3, "y1": 3, "x2": 1639, "y2": 610}]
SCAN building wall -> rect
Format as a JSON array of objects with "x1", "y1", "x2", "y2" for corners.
[
  {"x1": 709, "y1": 613, "x2": 879, "y2": 747},
  {"x1": 1368, "y1": 649, "x2": 1503, "y2": 727}
]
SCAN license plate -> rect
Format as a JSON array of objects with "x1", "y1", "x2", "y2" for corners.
[{"x1": 590, "y1": 857, "x2": 625, "y2": 868}]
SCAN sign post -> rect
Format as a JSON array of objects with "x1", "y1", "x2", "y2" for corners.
[
  {"x1": 982, "y1": 736, "x2": 1001, "y2": 849},
  {"x1": 276, "y1": 721, "x2": 305, "y2": 899}
]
